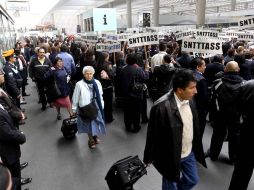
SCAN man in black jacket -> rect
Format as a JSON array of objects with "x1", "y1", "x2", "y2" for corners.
[
  {"x1": 228, "y1": 80, "x2": 254, "y2": 190},
  {"x1": 144, "y1": 69, "x2": 206, "y2": 190},
  {"x1": 208, "y1": 61, "x2": 244, "y2": 163},
  {"x1": 29, "y1": 47, "x2": 52, "y2": 110}
]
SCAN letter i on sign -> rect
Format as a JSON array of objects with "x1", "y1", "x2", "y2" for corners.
[{"x1": 103, "y1": 15, "x2": 107, "y2": 25}]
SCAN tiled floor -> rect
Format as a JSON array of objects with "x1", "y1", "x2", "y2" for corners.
[{"x1": 20, "y1": 82, "x2": 254, "y2": 190}]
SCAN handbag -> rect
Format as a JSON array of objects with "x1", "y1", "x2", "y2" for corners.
[
  {"x1": 45, "y1": 72, "x2": 61, "y2": 103},
  {"x1": 78, "y1": 90, "x2": 98, "y2": 121},
  {"x1": 131, "y1": 68, "x2": 146, "y2": 93},
  {"x1": 105, "y1": 155, "x2": 147, "y2": 190}
]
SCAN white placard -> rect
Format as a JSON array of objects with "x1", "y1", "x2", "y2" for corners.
[
  {"x1": 182, "y1": 38, "x2": 223, "y2": 54},
  {"x1": 193, "y1": 52, "x2": 213, "y2": 58},
  {"x1": 238, "y1": 16, "x2": 254, "y2": 30},
  {"x1": 237, "y1": 34, "x2": 254, "y2": 41},
  {"x1": 127, "y1": 33, "x2": 159, "y2": 47},
  {"x1": 86, "y1": 34, "x2": 98, "y2": 43},
  {"x1": 96, "y1": 43, "x2": 109, "y2": 52},
  {"x1": 175, "y1": 31, "x2": 193, "y2": 41},
  {"x1": 225, "y1": 31, "x2": 244, "y2": 37},
  {"x1": 108, "y1": 43, "x2": 121, "y2": 53},
  {"x1": 118, "y1": 33, "x2": 129, "y2": 42},
  {"x1": 193, "y1": 29, "x2": 219, "y2": 39},
  {"x1": 106, "y1": 34, "x2": 118, "y2": 42}
]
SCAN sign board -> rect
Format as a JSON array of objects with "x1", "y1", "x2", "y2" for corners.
[
  {"x1": 175, "y1": 31, "x2": 193, "y2": 41},
  {"x1": 238, "y1": 15, "x2": 254, "y2": 30},
  {"x1": 193, "y1": 29, "x2": 219, "y2": 39},
  {"x1": 6, "y1": 1, "x2": 30, "y2": 11},
  {"x1": 118, "y1": 33, "x2": 130, "y2": 41},
  {"x1": 127, "y1": 33, "x2": 159, "y2": 47},
  {"x1": 106, "y1": 34, "x2": 118, "y2": 42},
  {"x1": 193, "y1": 52, "x2": 213, "y2": 58},
  {"x1": 86, "y1": 34, "x2": 98, "y2": 43},
  {"x1": 93, "y1": 8, "x2": 117, "y2": 32},
  {"x1": 237, "y1": 34, "x2": 254, "y2": 41},
  {"x1": 108, "y1": 43, "x2": 121, "y2": 53},
  {"x1": 96, "y1": 43, "x2": 109, "y2": 52},
  {"x1": 182, "y1": 38, "x2": 223, "y2": 54}
]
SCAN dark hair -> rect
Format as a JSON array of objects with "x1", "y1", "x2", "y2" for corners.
[
  {"x1": 172, "y1": 69, "x2": 196, "y2": 92},
  {"x1": 234, "y1": 54, "x2": 245, "y2": 66},
  {"x1": 163, "y1": 54, "x2": 172, "y2": 64},
  {"x1": 227, "y1": 49, "x2": 235, "y2": 57},
  {"x1": 126, "y1": 54, "x2": 137, "y2": 65},
  {"x1": 60, "y1": 44, "x2": 68, "y2": 52},
  {"x1": 159, "y1": 42, "x2": 166, "y2": 51},
  {"x1": 213, "y1": 54, "x2": 224, "y2": 63},
  {"x1": 53, "y1": 57, "x2": 63, "y2": 65},
  {"x1": 190, "y1": 57, "x2": 205, "y2": 70},
  {"x1": 0, "y1": 163, "x2": 11, "y2": 190}
]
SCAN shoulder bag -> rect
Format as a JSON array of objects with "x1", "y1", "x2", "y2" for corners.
[{"x1": 78, "y1": 88, "x2": 98, "y2": 121}]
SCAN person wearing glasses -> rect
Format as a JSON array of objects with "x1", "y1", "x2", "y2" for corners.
[
  {"x1": 29, "y1": 47, "x2": 52, "y2": 110},
  {"x1": 2, "y1": 49, "x2": 23, "y2": 109}
]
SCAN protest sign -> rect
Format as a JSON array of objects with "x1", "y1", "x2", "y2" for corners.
[
  {"x1": 238, "y1": 15, "x2": 254, "y2": 30},
  {"x1": 127, "y1": 33, "x2": 159, "y2": 47}
]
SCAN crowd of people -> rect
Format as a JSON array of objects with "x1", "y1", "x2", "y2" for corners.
[{"x1": 0, "y1": 34, "x2": 253, "y2": 190}]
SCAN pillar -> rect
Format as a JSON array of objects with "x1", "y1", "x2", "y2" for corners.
[
  {"x1": 153, "y1": 0, "x2": 159, "y2": 27},
  {"x1": 127, "y1": 0, "x2": 132, "y2": 28},
  {"x1": 196, "y1": 0, "x2": 206, "y2": 28},
  {"x1": 231, "y1": 0, "x2": 236, "y2": 11}
]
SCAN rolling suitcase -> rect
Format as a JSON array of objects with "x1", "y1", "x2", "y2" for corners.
[
  {"x1": 61, "y1": 116, "x2": 78, "y2": 139},
  {"x1": 105, "y1": 155, "x2": 147, "y2": 190}
]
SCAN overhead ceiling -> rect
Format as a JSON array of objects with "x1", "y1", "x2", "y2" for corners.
[{"x1": 47, "y1": 0, "x2": 254, "y2": 16}]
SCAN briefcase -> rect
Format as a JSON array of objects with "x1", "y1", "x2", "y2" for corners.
[
  {"x1": 61, "y1": 116, "x2": 78, "y2": 139},
  {"x1": 105, "y1": 155, "x2": 147, "y2": 190}
]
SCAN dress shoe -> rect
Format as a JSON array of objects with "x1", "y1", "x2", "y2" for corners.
[
  {"x1": 41, "y1": 105, "x2": 46, "y2": 111},
  {"x1": 20, "y1": 162, "x2": 28, "y2": 170},
  {"x1": 22, "y1": 93, "x2": 30, "y2": 96},
  {"x1": 21, "y1": 177, "x2": 32, "y2": 185},
  {"x1": 20, "y1": 101, "x2": 27, "y2": 105},
  {"x1": 57, "y1": 114, "x2": 62, "y2": 120},
  {"x1": 19, "y1": 120, "x2": 26, "y2": 125}
]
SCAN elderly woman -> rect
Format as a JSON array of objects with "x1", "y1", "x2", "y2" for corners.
[{"x1": 72, "y1": 66, "x2": 105, "y2": 149}]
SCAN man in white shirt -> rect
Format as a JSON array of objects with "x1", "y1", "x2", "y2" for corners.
[
  {"x1": 144, "y1": 69, "x2": 207, "y2": 190},
  {"x1": 151, "y1": 42, "x2": 167, "y2": 72}
]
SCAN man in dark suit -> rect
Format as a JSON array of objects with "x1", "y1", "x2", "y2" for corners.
[
  {"x1": 228, "y1": 80, "x2": 254, "y2": 190},
  {"x1": 143, "y1": 69, "x2": 206, "y2": 190},
  {"x1": 0, "y1": 68, "x2": 31, "y2": 188}
]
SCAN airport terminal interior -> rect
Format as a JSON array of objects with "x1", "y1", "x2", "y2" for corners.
[{"x1": 1, "y1": 0, "x2": 254, "y2": 190}]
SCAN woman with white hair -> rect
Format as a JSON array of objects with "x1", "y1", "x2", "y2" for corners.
[{"x1": 72, "y1": 66, "x2": 105, "y2": 149}]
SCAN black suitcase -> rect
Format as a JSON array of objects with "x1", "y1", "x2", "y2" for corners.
[
  {"x1": 61, "y1": 116, "x2": 78, "y2": 139},
  {"x1": 105, "y1": 155, "x2": 147, "y2": 190}
]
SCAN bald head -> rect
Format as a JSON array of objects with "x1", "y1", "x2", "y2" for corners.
[{"x1": 225, "y1": 61, "x2": 240, "y2": 72}]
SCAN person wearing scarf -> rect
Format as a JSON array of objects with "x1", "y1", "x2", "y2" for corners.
[{"x1": 72, "y1": 66, "x2": 105, "y2": 149}]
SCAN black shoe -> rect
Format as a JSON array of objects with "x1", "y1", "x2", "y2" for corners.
[
  {"x1": 204, "y1": 149, "x2": 210, "y2": 158},
  {"x1": 19, "y1": 120, "x2": 26, "y2": 125},
  {"x1": 22, "y1": 93, "x2": 30, "y2": 96},
  {"x1": 41, "y1": 105, "x2": 46, "y2": 111},
  {"x1": 21, "y1": 177, "x2": 32, "y2": 185},
  {"x1": 205, "y1": 149, "x2": 218, "y2": 161},
  {"x1": 20, "y1": 162, "x2": 28, "y2": 170},
  {"x1": 141, "y1": 118, "x2": 149, "y2": 124},
  {"x1": 57, "y1": 114, "x2": 62, "y2": 120},
  {"x1": 20, "y1": 101, "x2": 27, "y2": 105}
]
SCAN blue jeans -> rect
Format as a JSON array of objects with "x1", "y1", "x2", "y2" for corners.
[{"x1": 162, "y1": 152, "x2": 199, "y2": 190}]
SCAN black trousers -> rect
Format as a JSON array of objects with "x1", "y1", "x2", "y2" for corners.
[
  {"x1": 141, "y1": 90, "x2": 148, "y2": 121},
  {"x1": 103, "y1": 87, "x2": 113, "y2": 122},
  {"x1": 124, "y1": 97, "x2": 142, "y2": 131},
  {"x1": 36, "y1": 80, "x2": 47, "y2": 107},
  {"x1": 229, "y1": 124, "x2": 254, "y2": 190},
  {"x1": 3, "y1": 159, "x2": 21, "y2": 190},
  {"x1": 210, "y1": 116, "x2": 241, "y2": 162},
  {"x1": 197, "y1": 109, "x2": 208, "y2": 139}
]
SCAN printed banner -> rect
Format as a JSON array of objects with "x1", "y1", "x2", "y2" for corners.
[
  {"x1": 106, "y1": 34, "x2": 118, "y2": 42},
  {"x1": 96, "y1": 43, "x2": 109, "y2": 52},
  {"x1": 175, "y1": 31, "x2": 193, "y2": 41},
  {"x1": 193, "y1": 29, "x2": 219, "y2": 39},
  {"x1": 127, "y1": 33, "x2": 159, "y2": 47},
  {"x1": 86, "y1": 34, "x2": 98, "y2": 43},
  {"x1": 182, "y1": 38, "x2": 223, "y2": 54},
  {"x1": 118, "y1": 33, "x2": 129, "y2": 41},
  {"x1": 108, "y1": 43, "x2": 121, "y2": 53},
  {"x1": 238, "y1": 15, "x2": 254, "y2": 30},
  {"x1": 237, "y1": 34, "x2": 254, "y2": 41}
]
